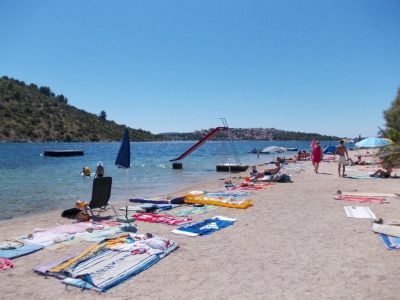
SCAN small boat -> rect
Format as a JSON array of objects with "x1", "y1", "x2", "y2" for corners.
[
  {"x1": 43, "y1": 150, "x2": 84, "y2": 157},
  {"x1": 216, "y1": 164, "x2": 249, "y2": 172},
  {"x1": 286, "y1": 148, "x2": 298, "y2": 152},
  {"x1": 260, "y1": 146, "x2": 286, "y2": 154}
]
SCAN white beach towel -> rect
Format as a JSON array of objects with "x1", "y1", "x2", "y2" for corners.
[{"x1": 344, "y1": 206, "x2": 377, "y2": 219}]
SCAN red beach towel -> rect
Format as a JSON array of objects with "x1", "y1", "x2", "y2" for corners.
[
  {"x1": 334, "y1": 195, "x2": 387, "y2": 204},
  {"x1": 132, "y1": 213, "x2": 192, "y2": 226}
]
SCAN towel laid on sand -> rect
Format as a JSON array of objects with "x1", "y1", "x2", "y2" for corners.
[
  {"x1": 345, "y1": 175, "x2": 381, "y2": 179},
  {"x1": 338, "y1": 191, "x2": 400, "y2": 198},
  {"x1": 379, "y1": 234, "x2": 400, "y2": 250},
  {"x1": 0, "y1": 258, "x2": 13, "y2": 270},
  {"x1": 0, "y1": 241, "x2": 43, "y2": 259},
  {"x1": 42, "y1": 234, "x2": 178, "y2": 292},
  {"x1": 227, "y1": 182, "x2": 274, "y2": 191},
  {"x1": 335, "y1": 195, "x2": 388, "y2": 204},
  {"x1": 172, "y1": 216, "x2": 236, "y2": 237},
  {"x1": 344, "y1": 206, "x2": 377, "y2": 219},
  {"x1": 372, "y1": 221, "x2": 400, "y2": 238},
  {"x1": 171, "y1": 205, "x2": 217, "y2": 217},
  {"x1": 132, "y1": 213, "x2": 192, "y2": 226}
]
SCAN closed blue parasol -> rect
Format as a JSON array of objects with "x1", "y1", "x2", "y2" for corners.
[
  {"x1": 115, "y1": 129, "x2": 131, "y2": 168},
  {"x1": 355, "y1": 137, "x2": 393, "y2": 148}
]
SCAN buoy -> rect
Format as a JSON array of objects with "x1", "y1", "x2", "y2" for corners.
[{"x1": 172, "y1": 162, "x2": 182, "y2": 169}]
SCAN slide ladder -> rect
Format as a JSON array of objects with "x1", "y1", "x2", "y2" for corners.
[{"x1": 170, "y1": 127, "x2": 229, "y2": 161}]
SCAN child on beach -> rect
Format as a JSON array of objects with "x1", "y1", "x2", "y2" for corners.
[
  {"x1": 334, "y1": 139, "x2": 349, "y2": 177},
  {"x1": 250, "y1": 165, "x2": 258, "y2": 178}
]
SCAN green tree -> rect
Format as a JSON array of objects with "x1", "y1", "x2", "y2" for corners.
[
  {"x1": 383, "y1": 88, "x2": 400, "y2": 132},
  {"x1": 99, "y1": 110, "x2": 107, "y2": 121}
]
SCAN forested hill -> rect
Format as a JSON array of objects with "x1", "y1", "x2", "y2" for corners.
[
  {"x1": 0, "y1": 76, "x2": 159, "y2": 142},
  {"x1": 0, "y1": 76, "x2": 340, "y2": 142},
  {"x1": 160, "y1": 128, "x2": 340, "y2": 141}
]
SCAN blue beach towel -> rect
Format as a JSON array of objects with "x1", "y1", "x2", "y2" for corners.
[
  {"x1": 346, "y1": 175, "x2": 381, "y2": 179},
  {"x1": 172, "y1": 216, "x2": 236, "y2": 237},
  {"x1": 0, "y1": 241, "x2": 43, "y2": 259},
  {"x1": 380, "y1": 234, "x2": 400, "y2": 250}
]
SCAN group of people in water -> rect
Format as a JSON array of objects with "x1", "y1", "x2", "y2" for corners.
[
  {"x1": 82, "y1": 162, "x2": 105, "y2": 178},
  {"x1": 250, "y1": 139, "x2": 395, "y2": 179}
]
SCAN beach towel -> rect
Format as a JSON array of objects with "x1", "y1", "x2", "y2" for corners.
[
  {"x1": 379, "y1": 234, "x2": 400, "y2": 250},
  {"x1": 372, "y1": 222, "x2": 400, "y2": 238},
  {"x1": 334, "y1": 195, "x2": 388, "y2": 204},
  {"x1": 346, "y1": 175, "x2": 381, "y2": 179},
  {"x1": 129, "y1": 198, "x2": 170, "y2": 204},
  {"x1": 33, "y1": 254, "x2": 79, "y2": 278},
  {"x1": 338, "y1": 191, "x2": 400, "y2": 198},
  {"x1": 132, "y1": 213, "x2": 192, "y2": 226},
  {"x1": 22, "y1": 222, "x2": 104, "y2": 247},
  {"x1": 171, "y1": 205, "x2": 217, "y2": 217},
  {"x1": 227, "y1": 182, "x2": 274, "y2": 191},
  {"x1": 74, "y1": 226, "x2": 123, "y2": 242},
  {"x1": 44, "y1": 234, "x2": 177, "y2": 292},
  {"x1": 344, "y1": 206, "x2": 377, "y2": 219},
  {"x1": 0, "y1": 241, "x2": 43, "y2": 259},
  {"x1": 120, "y1": 204, "x2": 176, "y2": 213},
  {"x1": 172, "y1": 216, "x2": 236, "y2": 237},
  {"x1": 0, "y1": 258, "x2": 13, "y2": 270},
  {"x1": 184, "y1": 191, "x2": 252, "y2": 209}
]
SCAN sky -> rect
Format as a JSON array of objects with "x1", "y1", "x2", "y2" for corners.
[{"x1": 0, "y1": 0, "x2": 399, "y2": 138}]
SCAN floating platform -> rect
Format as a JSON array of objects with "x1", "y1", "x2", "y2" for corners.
[
  {"x1": 43, "y1": 150, "x2": 84, "y2": 157},
  {"x1": 216, "y1": 164, "x2": 249, "y2": 172}
]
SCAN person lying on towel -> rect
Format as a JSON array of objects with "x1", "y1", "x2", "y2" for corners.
[{"x1": 255, "y1": 161, "x2": 282, "y2": 179}]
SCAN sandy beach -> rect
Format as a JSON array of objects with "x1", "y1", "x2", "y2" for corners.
[{"x1": 1, "y1": 155, "x2": 400, "y2": 300}]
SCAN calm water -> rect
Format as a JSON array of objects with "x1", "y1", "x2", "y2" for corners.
[{"x1": 0, "y1": 140, "x2": 315, "y2": 220}]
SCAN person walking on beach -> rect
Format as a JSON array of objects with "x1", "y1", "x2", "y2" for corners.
[
  {"x1": 334, "y1": 139, "x2": 349, "y2": 177},
  {"x1": 311, "y1": 141, "x2": 323, "y2": 173}
]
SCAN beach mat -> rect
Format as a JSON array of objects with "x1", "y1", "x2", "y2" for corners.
[
  {"x1": 172, "y1": 216, "x2": 236, "y2": 237},
  {"x1": 344, "y1": 206, "x2": 377, "y2": 219},
  {"x1": 335, "y1": 195, "x2": 388, "y2": 204},
  {"x1": 380, "y1": 234, "x2": 400, "y2": 250},
  {"x1": 184, "y1": 191, "x2": 253, "y2": 209}
]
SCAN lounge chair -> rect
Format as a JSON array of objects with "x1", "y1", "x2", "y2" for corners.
[{"x1": 87, "y1": 177, "x2": 118, "y2": 216}]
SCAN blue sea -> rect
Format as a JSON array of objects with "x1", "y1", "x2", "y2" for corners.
[{"x1": 0, "y1": 140, "x2": 317, "y2": 220}]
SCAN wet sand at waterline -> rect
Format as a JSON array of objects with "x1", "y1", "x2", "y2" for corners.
[{"x1": 1, "y1": 154, "x2": 400, "y2": 299}]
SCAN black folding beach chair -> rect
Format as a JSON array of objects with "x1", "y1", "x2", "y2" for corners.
[{"x1": 87, "y1": 177, "x2": 118, "y2": 216}]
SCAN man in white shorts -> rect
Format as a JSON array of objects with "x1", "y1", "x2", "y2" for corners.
[{"x1": 334, "y1": 139, "x2": 349, "y2": 177}]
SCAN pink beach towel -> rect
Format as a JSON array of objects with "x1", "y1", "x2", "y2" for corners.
[
  {"x1": 227, "y1": 182, "x2": 274, "y2": 191},
  {"x1": 0, "y1": 258, "x2": 13, "y2": 270},
  {"x1": 132, "y1": 213, "x2": 192, "y2": 226},
  {"x1": 334, "y1": 194, "x2": 387, "y2": 204}
]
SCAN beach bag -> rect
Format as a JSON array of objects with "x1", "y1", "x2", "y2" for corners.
[{"x1": 76, "y1": 210, "x2": 90, "y2": 222}]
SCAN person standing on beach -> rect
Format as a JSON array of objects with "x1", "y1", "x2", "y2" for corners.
[
  {"x1": 311, "y1": 141, "x2": 323, "y2": 173},
  {"x1": 334, "y1": 140, "x2": 349, "y2": 177}
]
